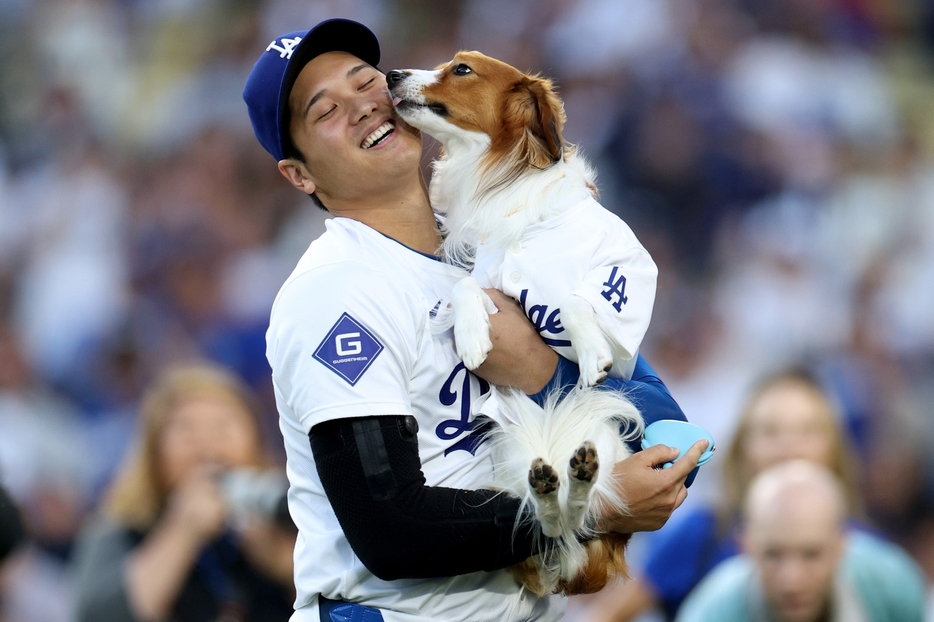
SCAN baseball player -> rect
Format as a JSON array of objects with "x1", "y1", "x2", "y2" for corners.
[{"x1": 243, "y1": 18, "x2": 708, "y2": 622}]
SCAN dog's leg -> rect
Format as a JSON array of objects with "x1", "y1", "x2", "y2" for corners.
[
  {"x1": 561, "y1": 295, "x2": 613, "y2": 386},
  {"x1": 528, "y1": 458, "x2": 562, "y2": 537},
  {"x1": 566, "y1": 441, "x2": 599, "y2": 531},
  {"x1": 451, "y1": 277, "x2": 497, "y2": 369}
]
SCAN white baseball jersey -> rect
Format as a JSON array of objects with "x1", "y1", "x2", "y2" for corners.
[
  {"x1": 266, "y1": 217, "x2": 564, "y2": 622},
  {"x1": 471, "y1": 196, "x2": 658, "y2": 380}
]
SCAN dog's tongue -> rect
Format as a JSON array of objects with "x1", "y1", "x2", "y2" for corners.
[{"x1": 391, "y1": 96, "x2": 403, "y2": 106}]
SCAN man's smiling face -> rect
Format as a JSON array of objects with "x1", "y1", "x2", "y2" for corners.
[{"x1": 286, "y1": 51, "x2": 422, "y2": 206}]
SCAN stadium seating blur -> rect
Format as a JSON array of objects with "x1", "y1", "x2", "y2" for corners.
[{"x1": 1, "y1": 0, "x2": 933, "y2": 619}]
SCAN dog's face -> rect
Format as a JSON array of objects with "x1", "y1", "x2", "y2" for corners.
[{"x1": 388, "y1": 51, "x2": 566, "y2": 169}]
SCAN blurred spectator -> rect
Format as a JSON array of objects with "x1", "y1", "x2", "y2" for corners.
[
  {"x1": 675, "y1": 460, "x2": 926, "y2": 622},
  {"x1": 0, "y1": 321, "x2": 96, "y2": 622},
  {"x1": 578, "y1": 368, "x2": 862, "y2": 621},
  {"x1": 0, "y1": 480, "x2": 24, "y2": 563},
  {"x1": 713, "y1": 192, "x2": 854, "y2": 365},
  {"x1": 71, "y1": 364, "x2": 295, "y2": 622},
  {"x1": 6, "y1": 99, "x2": 130, "y2": 389}
]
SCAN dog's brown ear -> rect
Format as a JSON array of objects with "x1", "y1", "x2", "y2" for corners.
[
  {"x1": 501, "y1": 75, "x2": 566, "y2": 169},
  {"x1": 525, "y1": 76, "x2": 565, "y2": 164}
]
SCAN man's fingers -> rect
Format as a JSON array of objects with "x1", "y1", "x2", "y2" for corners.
[
  {"x1": 673, "y1": 484, "x2": 689, "y2": 511},
  {"x1": 636, "y1": 443, "x2": 681, "y2": 467},
  {"x1": 667, "y1": 439, "x2": 709, "y2": 480}
]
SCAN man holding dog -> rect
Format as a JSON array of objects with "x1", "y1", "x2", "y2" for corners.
[{"x1": 244, "y1": 18, "x2": 707, "y2": 622}]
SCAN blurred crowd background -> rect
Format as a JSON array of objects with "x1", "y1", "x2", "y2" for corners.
[{"x1": 1, "y1": 0, "x2": 934, "y2": 620}]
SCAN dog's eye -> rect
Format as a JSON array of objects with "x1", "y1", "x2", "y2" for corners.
[{"x1": 452, "y1": 64, "x2": 472, "y2": 76}]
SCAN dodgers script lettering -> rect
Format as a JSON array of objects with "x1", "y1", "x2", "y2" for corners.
[
  {"x1": 518, "y1": 289, "x2": 571, "y2": 347},
  {"x1": 436, "y1": 363, "x2": 492, "y2": 456}
]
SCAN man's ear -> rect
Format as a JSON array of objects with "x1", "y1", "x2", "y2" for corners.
[{"x1": 277, "y1": 159, "x2": 317, "y2": 195}]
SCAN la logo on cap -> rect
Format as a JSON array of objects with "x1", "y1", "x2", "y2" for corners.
[{"x1": 267, "y1": 36, "x2": 302, "y2": 59}]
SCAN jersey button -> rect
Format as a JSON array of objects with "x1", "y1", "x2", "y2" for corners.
[
  {"x1": 510, "y1": 271, "x2": 522, "y2": 283},
  {"x1": 510, "y1": 242, "x2": 522, "y2": 253}
]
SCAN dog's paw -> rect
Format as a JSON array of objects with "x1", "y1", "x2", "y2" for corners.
[
  {"x1": 529, "y1": 458, "x2": 563, "y2": 537},
  {"x1": 569, "y1": 442, "x2": 599, "y2": 482},
  {"x1": 560, "y1": 296, "x2": 613, "y2": 386},
  {"x1": 452, "y1": 278, "x2": 494, "y2": 370},
  {"x1": 455, "y1": 322, "x2": 492, "y2": 370},
  {"x1": 578, "y1": 352, "x2": 613, "y2": 387},
  {"x1": 566, "y1": 442, "x2": 599, "y2": 531},
  {"x1": 529, "y1": 458, "x2": 560, "y2": 495}
]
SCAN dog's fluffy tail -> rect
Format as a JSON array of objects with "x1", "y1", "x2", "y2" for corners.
[
  {"x1": 487, "y1": 386, "x2": 643, "y2": 593},
  {"x1": 489, "y1": 386, "x2": 643, "y2": 514}
]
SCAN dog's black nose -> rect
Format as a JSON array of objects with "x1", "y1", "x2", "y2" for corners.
[{"x1": 386, "y1": 70, "x2": 408, "y2": 87}]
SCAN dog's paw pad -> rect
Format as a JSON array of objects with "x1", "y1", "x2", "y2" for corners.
[
  {"x1": 594, "y1": 357, "x2": 613, "y2": 382},
  {"x1": 454, "y1": 318, "x2": 492, "y2": 370},
  {"x1": 458, "y1": 339, "x2": 492, "y2": 370},
  {"x1": 580, "y1": 366, "x2": 610, "y2": 387},
  {"x1": 569, "y1": 442, "x2": 599, "y2": 482},
  {"x1": 529, "y1": 459, "x2": 560, "y2": 495}
]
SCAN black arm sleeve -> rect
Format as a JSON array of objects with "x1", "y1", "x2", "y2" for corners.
[{"x1": 309, "y1": 415, "x2": 543, "y2": 581}]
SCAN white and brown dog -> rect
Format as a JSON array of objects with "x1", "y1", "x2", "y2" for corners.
[
  {"x1": 387, "y1": 52, "x2": 657, "y2": 387},
  {"x1": 388, "y1": 52, "x2": 659, "y2": 595}
]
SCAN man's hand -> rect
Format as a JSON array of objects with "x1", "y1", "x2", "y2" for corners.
[
  {"x1": 600, "y1": 440, "x2": 709, "y2": 533},
  {"x1": 472, "y1": 289, "x2": 557, "y2": 393}
]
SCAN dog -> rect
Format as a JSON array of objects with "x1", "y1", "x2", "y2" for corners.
[
  {"x1": 387, "y1": 52, "x2": 658, "y2": 388},
  {"x1": 485, "y1": 385, "x2": 641, "y2": 595},
  {"x1": 388, "y1": 52, "x2": 658, "y2": 595}
]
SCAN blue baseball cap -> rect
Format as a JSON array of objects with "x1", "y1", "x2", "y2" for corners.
[{"x1": 243, "y1": 18, "x2": 381, "y2": 161}]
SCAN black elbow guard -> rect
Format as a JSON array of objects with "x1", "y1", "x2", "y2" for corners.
[{"x1": 310, "y1": 415, "x2": 541, "y2": 579}]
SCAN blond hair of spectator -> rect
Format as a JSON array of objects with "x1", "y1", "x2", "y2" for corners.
[
  {"x1": 721, "y1": 368, "x2": 862, "y2": 523},
  {"x1": 104, "y1": 363, "x2": 268, "y2": 530}
]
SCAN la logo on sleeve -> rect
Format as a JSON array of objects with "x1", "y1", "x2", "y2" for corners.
[{"x1": 313, "y1": 313, "x2": 384, "y2": 385}]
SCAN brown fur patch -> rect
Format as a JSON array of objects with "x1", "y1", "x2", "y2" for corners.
[
  {"x1": 509, "y1": 557, "x2": 550, "y2": 597},
  {"x1": 508, "y1": 532, "x2": 631, "y2": 597},
  {"x1": 418, "y1": 51, "x2": 568, "y2": 196},
  {"x1": 491, "y1": 75, "x2": 565, "y2": 171},
  {"x1": 557, "y1": 532, "x2": 632, "y2": 595}
]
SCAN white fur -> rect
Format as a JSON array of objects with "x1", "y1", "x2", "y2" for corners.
[
  {"x1": 433, "y1": 146, "x2": 595, "y2": 266},
  {"x1": 450, "y1": 277, "x2": 497, "y2": 369},
  {"x1": 428, "y1": 117, "x2": 617, "y2": 384},
  {"x1": 560, "y1": 294, "x2": 615, "y2": 387},
  {"x1": 487, "y1": 387, "x2": 642, "y2": 593}
]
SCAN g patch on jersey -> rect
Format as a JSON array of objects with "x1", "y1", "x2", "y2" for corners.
[{"x1": 313, "y1": 313, "x2": 384, "y2": 385}]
